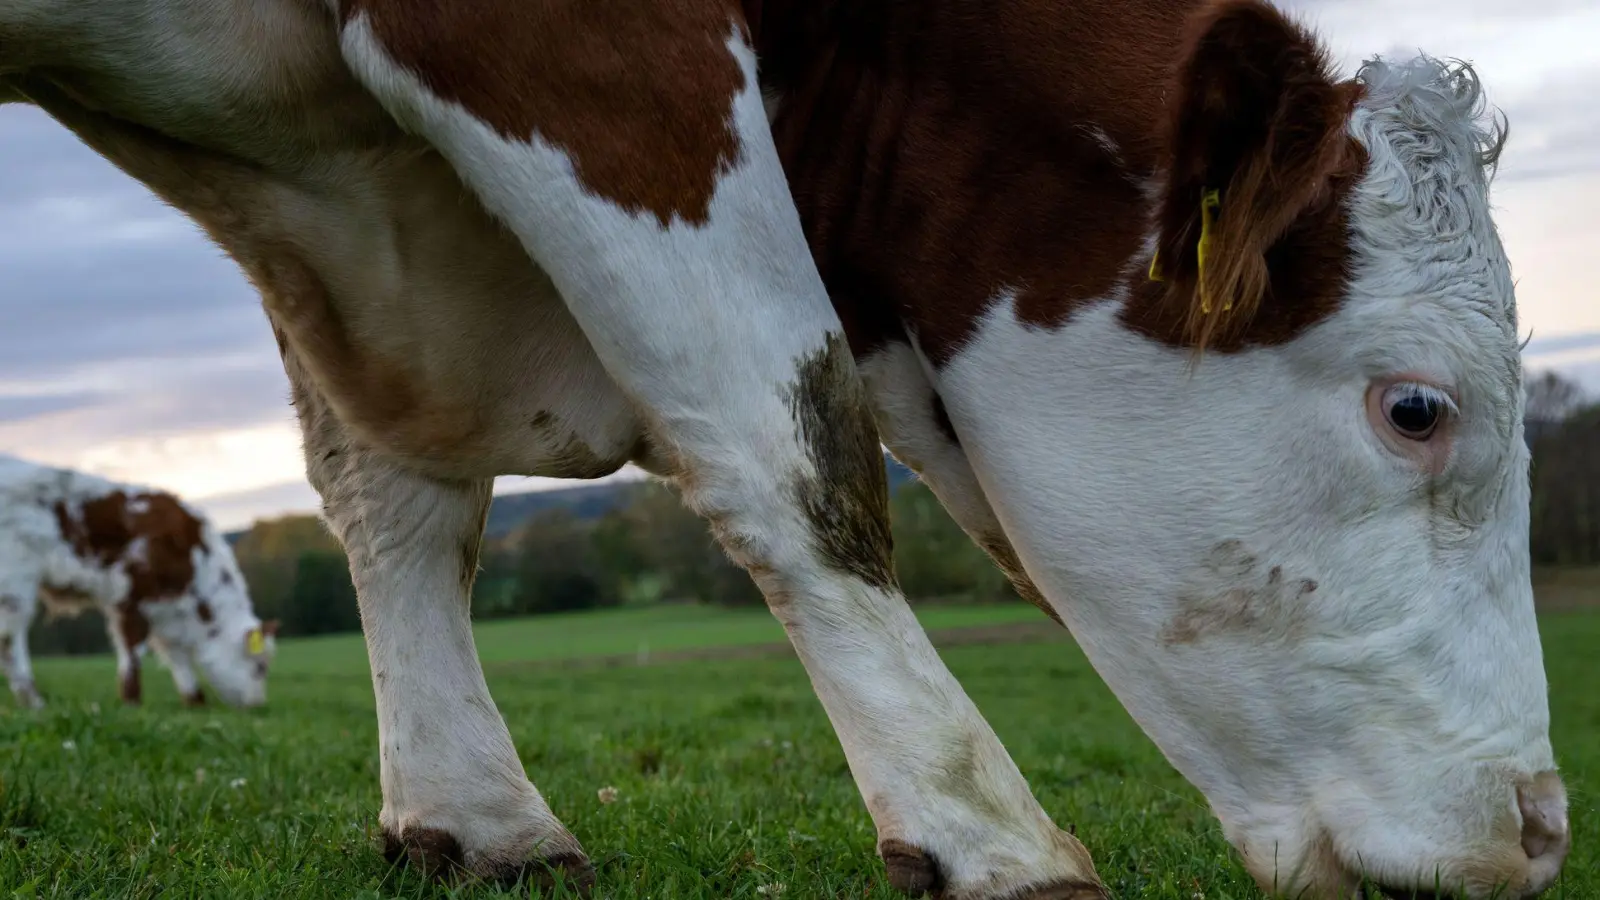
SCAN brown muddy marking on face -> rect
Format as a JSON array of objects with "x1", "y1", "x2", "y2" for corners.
[
  {"x1": 785, "y1": 333, "x2": 896, "y2": 591},
  {"x1": 976, "y1": 532, "x2": 1064, "y2": 627},
  {"x1": 345, "y1": 0, "x2": 747, "y2": 228},
  {"x1": 196, "y1": 601, "x2": 214, "y2": 624},
  {"x1": 1161, "y1": 540, "x2": 1317, "y2": 645}
]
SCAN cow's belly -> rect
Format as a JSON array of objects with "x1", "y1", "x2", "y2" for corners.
[{"x1": 253, "y1": 141, "x2": 648, "y2": 482}]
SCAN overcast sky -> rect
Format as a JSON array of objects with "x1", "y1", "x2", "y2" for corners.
[{"x1": 2, "y1": 0, "x2": 1597, "y2": 531}]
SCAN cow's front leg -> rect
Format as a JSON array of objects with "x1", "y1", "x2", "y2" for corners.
[
  {"x1": 0, "y1": 626, "x2": 44, "y2": 709},
  {"x1": 331, "y1": 9, "x2": 1104, "y2": 897},
  {"x1": 151, "y1": 640, "x2": 206, "y2": 707},
  {"x1": 108, "y1": 619, "x2": 144, "y2": 705},
  {"x1": 281, "y1": 342, "x2": 591, "y2": 893}
]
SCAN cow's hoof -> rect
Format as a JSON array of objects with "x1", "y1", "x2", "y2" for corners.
[
  {"x1": 879, "y1": 839, "x2": 1110, "y2": 900},
  {"x1": 381, "y1": 825, "x2": 596, "y2": 896}
]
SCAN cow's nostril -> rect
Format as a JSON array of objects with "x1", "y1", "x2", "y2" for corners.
[
  {"x1": 1518, "y1": 772, "x2": 1570, "y2": 858},
  {"x1": 1518, "y1": 770, "x2": 1570, "y2": 895}
]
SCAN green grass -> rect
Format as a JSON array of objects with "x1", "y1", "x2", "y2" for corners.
[
  {"x1": 3, "y1": 604, "x2": 1597, "y2": 899},
  {"x1": 259, "y1": 602, "x2": 1054, "y2": 676}
]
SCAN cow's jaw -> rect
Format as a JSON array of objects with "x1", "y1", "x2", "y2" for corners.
[{"x1": 932, "y1": 294, "x2": 1561, "y2": 897}]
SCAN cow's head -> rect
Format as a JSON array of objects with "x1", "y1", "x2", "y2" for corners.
[
  {"x1": 949, "y1": 1, "x2": 1566, "y2": 896},
  {"x1": 188, "y1": 528, "x2": 277, "y2": 708}
]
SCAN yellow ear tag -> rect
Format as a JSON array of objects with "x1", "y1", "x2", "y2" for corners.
[
  {"x1": 1196, "y1": 187, "x2": 1223, "y2": 314},
  {"x1": 1148, "y1": 247, "x2": 1165, "y2": 282},
  {"x1": 247, "y1": 628, "x2": 265, "y2": 656}
]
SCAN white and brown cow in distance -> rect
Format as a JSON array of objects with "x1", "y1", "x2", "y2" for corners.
[
  {"x1": 0, "y1": 454, "x2": 278, "y2": 709},
  {"x1": 0, "y1": 0, "x2": 1571, "y2": 896}
]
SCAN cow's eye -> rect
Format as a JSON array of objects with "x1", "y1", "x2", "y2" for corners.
[{"x1": 1383, "y1": 384, "x2": 1447, "y2": 440}]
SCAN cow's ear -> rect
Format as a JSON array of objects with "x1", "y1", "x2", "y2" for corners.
[{"x1": 1153, "y1": 0, "x2": 1361, "y2": 350}]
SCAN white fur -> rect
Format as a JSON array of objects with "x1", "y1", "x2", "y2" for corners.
[
  {"x1": 0, "y1": 453, "x2": 274, "y2": 708},
  {"x1": 928, "y1": 57, "x2": 1559, "y2": 897}
]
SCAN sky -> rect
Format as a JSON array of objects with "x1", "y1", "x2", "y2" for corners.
[{"x1": 1, "y1": 0, "x2": 1598, "y2": 532}]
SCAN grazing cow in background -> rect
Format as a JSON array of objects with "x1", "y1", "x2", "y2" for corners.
[
  {"x1": 0, "y1": 454, "x2": 277, "y2": 709},
  {"x1": 0, "y1": 0, "x2": 1570, "y2": 896}
]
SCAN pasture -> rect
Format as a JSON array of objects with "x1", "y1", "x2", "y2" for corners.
[{"x1": 3, "y1": 601, "x2": 1597, "y2": 899}]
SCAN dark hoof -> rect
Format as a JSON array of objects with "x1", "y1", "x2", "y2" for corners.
[
  {"x1": 381, "y1": 826, "x2": 462, "y2": 879},
  {"x1": 881, "y1": 839, "x2": 942, "y2": 896},
  {"x1": 527, "y1": 853, "x2": 597, "y2": 896},
  {"x1": 878, "y1": 839, "x2": 1109, "y2": 900},
  {"x1": 381, "y1": 826, "x2": 595, "y2": 896}
]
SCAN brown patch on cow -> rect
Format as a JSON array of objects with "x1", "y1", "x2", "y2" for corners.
[
  {"x1": 1122, "y1": 0, "x2": 1367, "y2": 354},
  {"x1": 54, "y1": 492, "x2": 206, "y2": 607},
  {"x1": 344, "y1": 0, "x2": 748, "y2": 228},
  {"x1": 785, "y1": 333, "x2": 897, "y2": 591},
  {"x1": 975, "y1": 533, "x2": 1063, "y2": 627},
  {"x1": 1161, "y1": 540, "x2": 1317, "y2": 645},
  {"x1": 195, "y1": 601, "x2": 215, "y2": 624},
  {"x1": 762, "y1": 1, "x2": 1175, "y2": 362},
  {"x1": 757, "y1": 0, "x2": 1366, "y2": 364}
]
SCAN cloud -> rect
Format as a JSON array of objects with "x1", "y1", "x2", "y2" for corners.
[
  {"x1": 0, "y1": 390, "x2": 107, "y2": 423},
  {"x1": 1278, "y1": 0, "x2": 1600, "y2": 186}
]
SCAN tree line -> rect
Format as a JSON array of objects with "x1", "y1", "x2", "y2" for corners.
[{"x1": 29, "y1": 370, "x2": 1600, "y2": 653}]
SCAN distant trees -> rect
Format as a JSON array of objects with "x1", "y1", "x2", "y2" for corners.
[
  {"x1": 285, "y1": 551, "x2": 362, "y2": 635},
  {"x1": 1527, "y1": 371, "x2": 1599, "y2": 566},
  {"x1": 1526, "y1": 370, "x2": 1587, "y2": 424},
  {"x1": 890, "y1": 482, "x2": 1015, "y2": 603}
]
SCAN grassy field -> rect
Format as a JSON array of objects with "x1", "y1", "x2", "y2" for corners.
[{"x1": 3, "y1": 602, "x2": 1597, "y2": 899}]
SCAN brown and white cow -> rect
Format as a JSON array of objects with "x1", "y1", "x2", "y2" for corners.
[
  {"x1": 0, "y1": 0, "x2": 1570, "y2": 896},
  {"x1": 0, "y1": 454, "x2": 277, "y2": 709}
]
